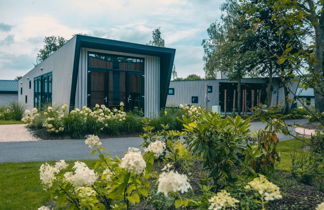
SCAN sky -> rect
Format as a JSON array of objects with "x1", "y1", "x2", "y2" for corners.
[{"x1": 0, "y1": 0, "x2": 225, "y2": 80}]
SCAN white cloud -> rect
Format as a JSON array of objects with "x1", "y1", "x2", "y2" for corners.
[{"x1": 0, "y1": 0, "x2": 226, "y2": 79}]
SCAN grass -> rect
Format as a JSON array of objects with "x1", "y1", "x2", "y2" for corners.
[
  {"x1": 0, "y1": 120, "x2": 23, "y2": 125},
  {"x1": 0, "y1": 139, "x2": 309, "y2": 209},
  {"x1": 0, "y1": 160, "x2": 96, "y2": 210},
  {"x1": 275, "y1": 138, "x2": 309, "y2": 171}
]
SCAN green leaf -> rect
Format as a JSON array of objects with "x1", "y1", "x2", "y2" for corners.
[
  {"x1": 127, "y1": 192, "x2": 140, "y2": 204},
  {"x1": 90, "y1": 150, "x2": 97, "y2": 155},
  {"x1": 277, "y1": 57, "x2": 286, "y2": 64}
]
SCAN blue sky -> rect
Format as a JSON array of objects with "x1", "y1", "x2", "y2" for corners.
[{"x1": 0, "y1": 0, "x2": 225, "y2": 79}]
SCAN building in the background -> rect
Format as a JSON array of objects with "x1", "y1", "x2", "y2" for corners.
[
  {"x1": 166, "y1": 78, "x2": 298, "y2": 113},
  {"x1": 19, "y1": 35, "x2": 175, "y2": 117},
  {"x1": 294, "y1": 88, "x2": 315, "y2": 108},
  {"x1": 0, "y1": 80, "x2": 18, "y2": 106}
]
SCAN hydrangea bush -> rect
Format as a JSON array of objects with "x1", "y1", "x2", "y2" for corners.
[{"x1": 37, "y1": 105, "x2": 287, "y2": 209}]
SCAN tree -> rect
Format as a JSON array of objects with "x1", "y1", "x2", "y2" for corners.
[
  {"x1": 15, "y1": 76, "x2": 22, "y2": 81},
  {"x1": 148, "y1": 28, "x2": 165, "y2": 47},
  {"x1": 174, "y1": 74, "x2": 203, "y2": 81},
  {"x1": 203, "y1": 0, "x2": 260, "y2": 114},
  {"x1": 240, "y1": 0, "x2": 303, "y2": 113},
  {"x1": 271, "y1": 0, "x2": 324, "y2": 112},
  {"x1": 37, "y1": 36, "x2": 66, "y2": 63}
]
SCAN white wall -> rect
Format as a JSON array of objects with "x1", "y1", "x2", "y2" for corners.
[
  {"x1": 0, "y1": 94, "x2": 18, "y2": 106},
  {"x1": 19, "y1": 36, "x2": 77, "y2": 109},
  {"x1": 75, "y1": 48, "x2": 161, "y2": 118}
]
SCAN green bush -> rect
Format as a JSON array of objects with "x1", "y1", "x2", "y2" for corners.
[
  {"x1": 183, "y1": 112, "x2": 251, "y2": 189},
  {"x1": 0, "y1": 103, "x2": 24, "y2": 121}
]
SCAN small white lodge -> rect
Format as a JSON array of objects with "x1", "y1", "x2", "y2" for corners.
[{"x1": 18, "y1": 35, "x2": 176, "y2": 118}]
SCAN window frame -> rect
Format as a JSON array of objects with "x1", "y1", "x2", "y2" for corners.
[
  {"x1": 192, "y1": 96, "x2": 198, "y2": 104},
  {"x1": 168, "y1": 88, "x2": 175, "y2": 95},
  {"x1": 207, "y1": 86, "x2": 213, "y2": 93}
]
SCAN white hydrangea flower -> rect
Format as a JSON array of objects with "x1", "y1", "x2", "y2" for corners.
[
  {"x1": 38, "y1": 206, "x2": 50, "y2": 210},
  {"x1": 162, "y1": 163, "x2": 173, "y2": 172},
  {"x1": 145, "y1": 140, "x2": 166, "y2": 157},
  {"x1": 245, "y1": 175, "x2": 282, "y2": 201},
  {"x1": 316, "y1": 202, "x2": 324, "y2": 210},
  {"x1": 64, "y1": 161, "x2": 98, "y2": 187},
  {"x1": 54, "y1": 160, "x2": 68, "y2": 171},
  {"x1": 120, "y1": 148, "x2": 146, "y2": 175},
  {"x1": 39, "y1": 164, "x2": 57, "y2": 189},
  {"x1": 85, "y1": 135, "x2": 102, "y2": 148},
  {"x1": 157, "y1": 171, "x2": 191, "y2": 196},
  {"x1": 102, "y1": 168, "x2": 112, "y2": 181},
  {"x1": 76, "y1": 186, "x2": 97, "y2": 198},
  {"x1": 208, "y1": 190, "x2": 239, "y2": 210}
]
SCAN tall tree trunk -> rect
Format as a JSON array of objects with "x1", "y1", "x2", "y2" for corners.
[
  {"x1": 266, "y1": 63, "x2": 273, "y2": 107},
  {"x1": 237, "y1": 78, "x2": 242, "y2": 115},
  {"x1": 283, "y1": 79, "x2": 290, "y2": 114},
  {"x1": 313, "y1": 21, "x2": 324, "y2": 112}
]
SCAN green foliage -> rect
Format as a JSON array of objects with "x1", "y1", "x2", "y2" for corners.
[
  {"x1": 148, "y1": 28, "x2": 165, "y2": 47},
  {"x1": 291, "y1": 151, "x2": 324, "y2": 190},
  {"x1": 183, "y1": 111, "x2": 251, "y2": 189},
  {"x1": 310, "y1": 131, "x2": 324, "y2": 154},
  {"x1": 0, "y1": 103, "x2": 24, "y2": 121},
  {"x1": 174, "y1": 74, "x2": 203, "y2": 81},
  {"x1": 37, "y1": 36, "x2": 66, "y2": 63}
]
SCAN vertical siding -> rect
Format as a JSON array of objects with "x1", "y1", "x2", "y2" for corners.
[
  {"x1": 75, "y1": 48, "x2": 87, "y2": 108},
  {"x1": 18, "y1": 37, "x2": 77, "y2": 110},
  {"x1": 144, "y1": 56, "x2": 160, "y2": 118}
]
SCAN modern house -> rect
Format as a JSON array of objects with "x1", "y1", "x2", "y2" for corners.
[
  {"x1": 0, "y1": 80, "x2": 18, "y2": 106},
  {"x1": 166, "y1": 78, "x2": 298, "y2": 113},
  {"x1": 294, "y1": 88, "x2": 315, "y2": 108},
  {"x1": 18, "y1": 35, "x2": 176, "y2": 117}
]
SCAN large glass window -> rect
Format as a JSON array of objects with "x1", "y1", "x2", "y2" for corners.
[
  {"x1": 88, "y1": 52, "x2": 144, "y2": 112},
  {"x1": 34, "y1": 72, "x2": 52, "y2": 108},
  {"x1": 88, "y1": 52, "x2": 144, "y2": 72}
]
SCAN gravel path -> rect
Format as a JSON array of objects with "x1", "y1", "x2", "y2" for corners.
[
  {"x1": 0, "y1": 119, "x2": 307, "y2": 162},
  {"x1": 0, "y1": 124, "x2": 39, "y2": 142}
]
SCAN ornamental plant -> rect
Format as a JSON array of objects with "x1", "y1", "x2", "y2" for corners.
[
  {"x1": 43, "y1": 105, "x2": 68, "y2": 134},
  {"x1": 245, "y1": 174, "x2": 282, "y2": 209},
  {"x1": 183, "y1": 111, "x2": 250, "y2": 189}
]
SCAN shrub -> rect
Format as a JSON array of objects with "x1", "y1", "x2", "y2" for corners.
[
  {"x1": 0, "y1": 103, "x2": 24, "y2": 121},
  {"x1": 183, "y1": 112, "x2": 251, "y2": 189}
]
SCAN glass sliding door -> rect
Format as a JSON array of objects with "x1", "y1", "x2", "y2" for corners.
[
  {"x1": 88, "y1": 52, "x2": 144, "y2": 112},
  {"x1": 34, "y1": 72, "x2": 52, "y2": 109}
]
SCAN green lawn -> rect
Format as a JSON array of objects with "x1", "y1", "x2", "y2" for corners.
[
  {"x1": 0, "y1": 139, "x2": 306, "y2": 209},
  {"x1": 0, "y1": 120, "x2": 24, "y2": 125},
  {"x1": 0, "y1": 160, "x2": 96, "y2": 210},
  {"x1": 275, "y1": 138, "x2": 309, "y2": 171}
]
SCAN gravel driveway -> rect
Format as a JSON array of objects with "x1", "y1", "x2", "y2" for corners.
[{"x1": 0, "y1": 124, "x2": 39, "y2": 142}]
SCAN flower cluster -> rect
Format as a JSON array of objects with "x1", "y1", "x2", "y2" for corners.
[
  {"x1": 39, "y1": 160, "x2": 68, "y2": 189},
  {"x1": 85, "y1": 135, "x2": 102, "y2": 148},
  {"x1": 22, "y1": 108, "x2": 39, "y2": 125},
  {"x1": 76, "y1": 186, "x2": 97, "y2": 198},
  {"x1": 245, "y1": 175, "x2": 282, "y2": 201},
  {"x1": 102, "y1": 168, "x2": 112, "y2": 181},
  {"x1": 179, "y1": 104, "x2": 204, "y2": 119},
  {"x1": 145, "y1": 140, "x2": 166, "y2": 157},
  {"x1": 157, "y1": 171, "x2": 191, "y2": 196},
  {"x1": 64, "y1": 161, "x2": 98, "y2": 187},
  {"x1": 120, "y1": 147, "x2": 146, "y2": 175},
  {"x1": 43, "y1": 105, "x2": 67, "y2": 133},
  {"x1": 208, "y1": 190, "x2": 239, "y2": 210}
]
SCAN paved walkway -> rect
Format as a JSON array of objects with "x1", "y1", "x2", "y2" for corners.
[
  {"x1": 0, "y1": 119, "x2": 307, "y2": 163},
  {"x1": 0, "y1": 124, "x2": 39, "y2": 142}
]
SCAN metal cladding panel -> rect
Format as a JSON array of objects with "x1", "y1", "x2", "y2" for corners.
[
  {"x1": 144, "y1": 56, "x2": 160, "y2": 118},
  {"x1": 0, "y1": 94, "x2": 18, "y2": 106},
  {"x1": 18, "y1": 37, "x2": 77, "y2": 110},
  {"x1": 166, "y1": 80, "x2": 220, "y2": 109},
  {"x1": 75, "y1": 48, "x2": 88, "y2": 108}
]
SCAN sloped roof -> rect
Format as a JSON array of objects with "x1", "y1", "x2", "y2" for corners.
[
  {"x1": 296, "y1": 88, "x2": 314, "y2": 97},
  {"x1": 0, "y1": 80, "x2": 18, "y2": 93}
]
